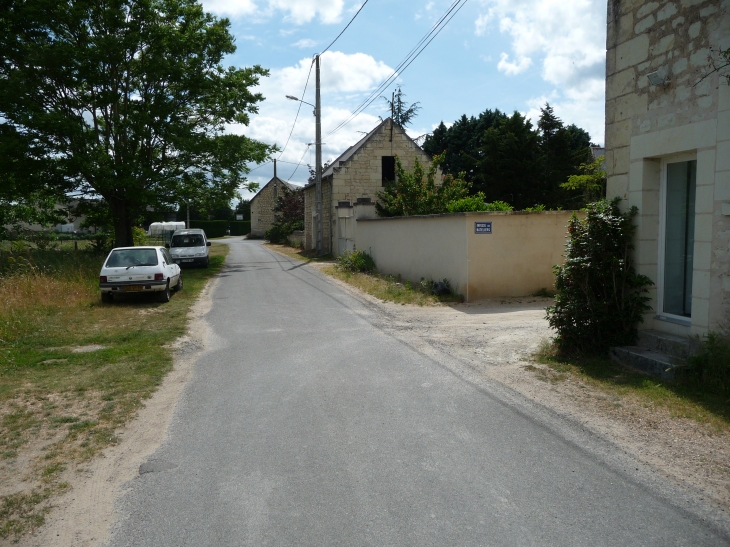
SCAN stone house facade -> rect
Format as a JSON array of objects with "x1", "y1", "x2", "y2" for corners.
[
  {"x1": 250, "y1": 176, "x2": 297, "y2": 238},
  {"x1": 303, "y1": 118, "x2": 436, "y2": 254},
  {"x1": 605, "y1": 0, "x2": 729, "y2": 336}
]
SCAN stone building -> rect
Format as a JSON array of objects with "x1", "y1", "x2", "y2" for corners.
[
  {"x1": 250, "y1": 172, "x2": 297, "y2": 238},
  {"x1": 303, "y1": 117, "x2": 435, "y2": 254},
  {"x1": 604, "y1": 0, "x2": 729, "y2": 340}
]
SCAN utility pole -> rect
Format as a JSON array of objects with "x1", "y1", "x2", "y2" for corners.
[
  {"x1": 273, "y1": 159, "x2": 278, "y2": 199},
  {"x1": 315, "y1": 54, "x2": 323, "y2": 255},
  {"x1": 186, "y1": 201, "x2": 190, "y2": 230}
]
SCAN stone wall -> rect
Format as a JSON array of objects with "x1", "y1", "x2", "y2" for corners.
[
  {"x1": 605, "y1": 0, "x2": 730, "y2": 334},
  {"x1": 250, "y1": 180, "x2": 280, "y2": 237}
]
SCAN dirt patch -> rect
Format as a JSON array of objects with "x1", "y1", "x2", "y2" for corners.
[
  {"x1": 19, "y1": 278, "x2": 218, "y2": 547},
  {"x1": 70, "y1": 345, "x2": 107, "y2": 354},
  {"x1": 323, "y1": 272, "x2": 730, "y2": 515}
]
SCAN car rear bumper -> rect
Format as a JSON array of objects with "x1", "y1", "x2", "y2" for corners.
[{"x1": 100, "y1": 280, "x2": 167, "y2": 293}]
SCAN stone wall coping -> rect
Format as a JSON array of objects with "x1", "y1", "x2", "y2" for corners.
[{"x1": 356, "y1": 210, "x2": 579, "y2": 222}]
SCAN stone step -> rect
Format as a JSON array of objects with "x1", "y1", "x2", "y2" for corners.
[
  {"x1": 609, "y1": 346, "x2": 682, "y2": 380},
  {"x1": 636, "y1": 329, "x2": 696, "y2": 359}
]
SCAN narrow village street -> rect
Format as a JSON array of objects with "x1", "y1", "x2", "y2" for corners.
[{"x1": 59, "y1": 239, "x2": 728, "y2": 546}]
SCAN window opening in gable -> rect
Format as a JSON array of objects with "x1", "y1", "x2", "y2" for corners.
[{"x1": 382, "y1": 156, "x2": 395, "y2": 186}]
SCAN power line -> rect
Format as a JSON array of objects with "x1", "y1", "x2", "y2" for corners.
[
  {"x1": 326, "y1": 0, "x2": 468, "y2": 138},
  {"x1": 320, "y1": 0, "x2": 371, "y2": 54},
  {"x1": 278, "y1": 59, "x2": 315, "y2": 159},
  {"x1": 288, "y1": 144, "x2": 312, "y2": 180}
]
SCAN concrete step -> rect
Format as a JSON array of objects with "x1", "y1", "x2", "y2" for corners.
[
  {"x1": 636, "y1": 329, "x2": 696, "y2": 359},
  {"x1": 609, "y1": 346, "x2": 682, "y2": 380}
]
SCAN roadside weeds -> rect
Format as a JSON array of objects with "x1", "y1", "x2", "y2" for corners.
[{"x1": 0, "y1": 243, "x2": 229, "y2": 541}]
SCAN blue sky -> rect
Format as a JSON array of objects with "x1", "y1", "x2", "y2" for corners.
[{"x1": 201, "y1": 0, "x2": 608, "y2": 194}]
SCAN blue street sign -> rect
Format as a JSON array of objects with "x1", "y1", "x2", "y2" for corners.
[{"x1": 475, "y1": 221, "x2": 492, "y2": 234}]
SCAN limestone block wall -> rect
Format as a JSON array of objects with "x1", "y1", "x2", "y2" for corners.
[
  {"x1": 605, "y1": 0, "x2": 730, "y2": 334},
  {"x1": 250, "y1": 181, "x2": 279, "y2": 237}
]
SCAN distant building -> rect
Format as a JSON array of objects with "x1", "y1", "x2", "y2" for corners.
[{"x1": 250, "y1": 167, "x2": 297, "y2": 238}]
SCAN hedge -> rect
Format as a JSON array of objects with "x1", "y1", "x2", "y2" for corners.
[
  {"x1": 189, "y1": 220, "x2": 228, "y2": 238},
  {"x1": 229, "y1": 221, "x2": 251, "y2": 236}
]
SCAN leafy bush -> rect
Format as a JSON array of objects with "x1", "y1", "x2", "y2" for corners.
[
  {"x1": 680, "y1": 331, "x2": 730, "y2": 393},
  {"x1": 546, "y1": 198, "x2": 653, "y2": 355},
  {"x1": 336, "y1": 250, "x2": 376, "y2": 273},
  {"x1": 376, "y1": 152, "x2": 469, "y2": 217},
  {"x1": 87, "y1": 233, "x2": 114, "y2": 255},
  {"x1": 523, "y1": 204, "x2": 546, "y2": 212},
  {"x1": 132, "y1": 227, "x2": 147, "y2": 246},
  {"x1": 446, "y1": 193, "x2": 514, "y2": 213},
  {"x1": 265, "y1": 220, "x2": 303, "y2": 244}
]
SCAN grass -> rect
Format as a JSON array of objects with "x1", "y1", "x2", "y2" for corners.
[
  {"x1": 0, "y1": 242, "x2": 228, "y2": 540},
  {"x1": 532, "y1": 340, "x2": 730, "y2": 431},
  {"x1": 323, "y1": 266, "x2": 463, "y2": 306},
  {"x1": 263, "y1": 242, "x2": 332, "y2": 263}
]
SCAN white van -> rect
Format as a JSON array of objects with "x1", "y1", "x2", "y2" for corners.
[{"x1": 167, "y1": 228, "x2": 211, "y2": 267}]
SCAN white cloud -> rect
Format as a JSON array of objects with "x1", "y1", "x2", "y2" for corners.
[
  {"x1": 230, "y1": 51, "x2": 396, "y2": 185},
  {"x1": 497, "y1": 52, "x2": 532, "y2": 75},
  {"x1": 293, "y1": 38, "x2": 318, "y2": 49},
  {"x1": 201, "y1": 0, "x2": 344, "y2": 24},
  {"x1": 476, "y1": 0, "x2": 607, "y2": 143}
]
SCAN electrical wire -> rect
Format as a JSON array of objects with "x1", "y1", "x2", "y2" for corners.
[
  {"x1": 326, "y1": 0, "x2": 469, "y2": 138},
  {"x1": 320, "y1": 0, "x2": 371, "y2": 54},
  {"x1": 278, "y1": 59, "x2": 315, "y2": 159},
  {"x1": 288, "y1": 144, "x2": 312, "y2": 180}
]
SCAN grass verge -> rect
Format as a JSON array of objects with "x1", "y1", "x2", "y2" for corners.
[
  {"x1": 323, "y1": 266, "x2": 462, "y2": 306},
  {"x1": 0, "y1": 243, "x2": 228, "y2": 540},
  {"x1": 532, "y1": 340, "x2": 730, "y2": 432}
]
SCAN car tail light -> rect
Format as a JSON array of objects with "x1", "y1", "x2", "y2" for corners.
[
  {"x1": 99, "y1": 276, "x2": 107, "y2": 283},
  {"x1": 154, "y1": 273, "x2": 164, "y2": 281}
]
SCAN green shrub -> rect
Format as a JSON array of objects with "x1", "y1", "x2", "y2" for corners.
[
  {"x1": 265, "y1": 220, "x2": 303, "y2": 244},
  {"x1": 546, "y1": 198, "x2": 653, "y2": 355},
  {"x1": 446, "y1": 193, "x2": 513, "y2": 213},
  {"x1": 523, "y1": 204, "x2": 546, "y2": 212},
  {"x1": 336, "y1": 250, "x2": 376, "y2": 273},
  {"x1": 132, "y1": 227, "x2": 147, "y2": 246},
  {"x1": 87, "y1": 233, "x2": 114, "y2": 255},
  {"x1": 680, "y1": 331, "x2": 730, "y2": 393},
  {"x1": 189, "y1": 220, "x2": 228, "y2": 238},
  {"x1": 229, "y1": 221, "x2": 251, "y2": 236}
]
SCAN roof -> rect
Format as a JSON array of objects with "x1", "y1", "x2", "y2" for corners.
[
  {"x1": 304, "y1": 117, "x2": 425, "y2": 190},
  {"x1": 250, "y1": 176, "x2": 298, "y2": 201}
]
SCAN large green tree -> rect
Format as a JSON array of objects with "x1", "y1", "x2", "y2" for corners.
[
  {"x1": 0, "y1": 0, "x2": 272, "y2": 246},
  {"x1": 423, "y1": 104, "x2": 594, "y2": 210}
]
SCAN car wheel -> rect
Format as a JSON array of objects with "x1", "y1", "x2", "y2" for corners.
[
  {"x1": 203, "y1": 257, "x2": 209, "y2": 268},
  {"x1": 102, "y1": 292, "x2": 113, "y2": 303},
  {"x1": 173, "y1": 273, "x2": 183, "y2": 292},
  {"x1": 157, "y1": 281, "x2": 171, "y2": 303}
]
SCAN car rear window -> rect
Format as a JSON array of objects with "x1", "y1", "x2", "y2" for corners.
[
  {"x1": 171, "y1": 234, "x2": 204, "y2": 247},
  {"x1": 106, "y1": 249, "x2": 159, "y2": 268}
]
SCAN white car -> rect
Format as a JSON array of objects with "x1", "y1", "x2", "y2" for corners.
[
  {"x1": 99, "y1": 246, "x2": 182, "y2": 303},
  {"x1": 168, "y1": 228, "x2": 211, "y2": 268}
]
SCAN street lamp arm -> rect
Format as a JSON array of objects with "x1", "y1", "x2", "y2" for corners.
[{"x1": 285, "y1": 95, "x2": 315, "y2": 109}]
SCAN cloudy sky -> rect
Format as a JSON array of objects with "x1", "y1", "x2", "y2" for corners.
[{"x1": 205, "y1": 0, "x2": 608, "y2": 194}]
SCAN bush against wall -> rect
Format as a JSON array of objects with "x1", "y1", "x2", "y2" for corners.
[
  {"x1": 446, "y1": 193, "x2": 513, "y2": 213},
  {"x1": 265, "y1": 185, "x2": 304, "y2": 243},
  {"x1": 376, "y1": 152, "x2": 469, "y2": 217},
  {"x1": 336, "y1": 250, "x2": 376, "y2": 273},
  {"x1": 546, "y1": 198, "x2": 653, "y2": 355},
  {"x1": 190, "y1": 220, "x2": 227, "y2": 238}
]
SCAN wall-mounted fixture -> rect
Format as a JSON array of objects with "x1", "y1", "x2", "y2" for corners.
[{"x1": 647, "y1": 68, "x2": 670, "y2": 86}]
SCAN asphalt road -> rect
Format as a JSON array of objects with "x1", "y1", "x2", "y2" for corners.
[{"x1": 105, "y1": 239, "x2": 728, "y2": 547}]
